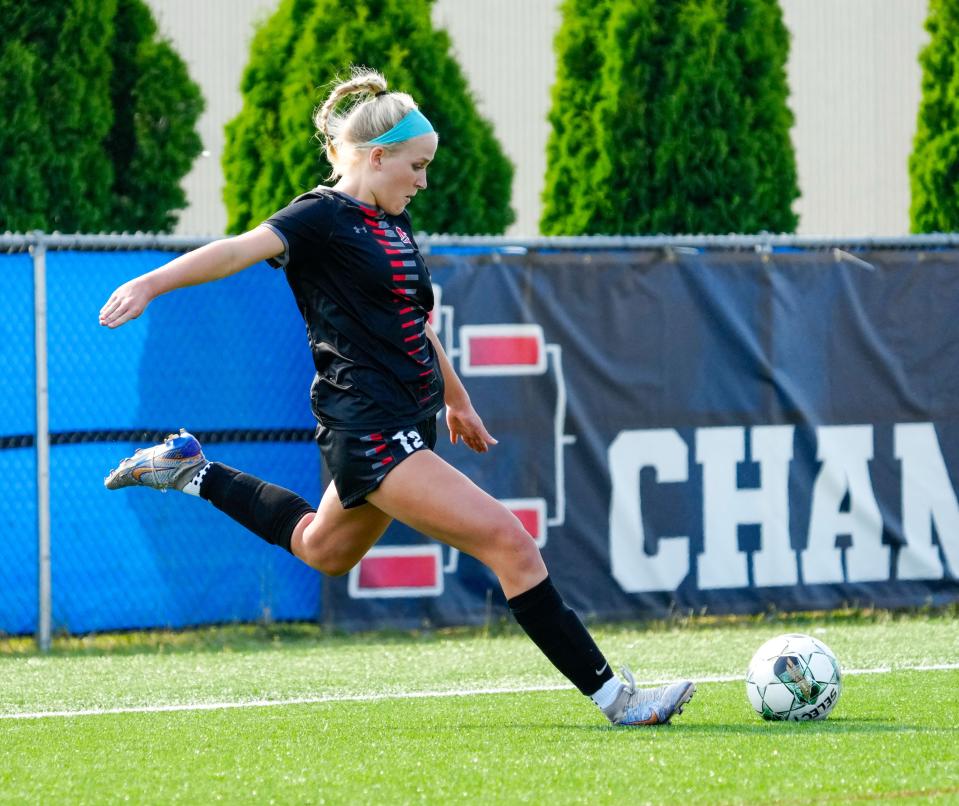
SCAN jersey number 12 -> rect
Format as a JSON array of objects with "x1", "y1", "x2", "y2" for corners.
[{"x1": 392, "y1": 429, "x2": 424, "y2": 454}]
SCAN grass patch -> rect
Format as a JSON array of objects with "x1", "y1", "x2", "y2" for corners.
[{"x1": 0, "y1": 610, "x2": 956, "y2": 803}]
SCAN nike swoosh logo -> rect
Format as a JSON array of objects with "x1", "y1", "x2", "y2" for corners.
[{"x1": 595, "y1": 662, "x2": 609, "y2": 676}]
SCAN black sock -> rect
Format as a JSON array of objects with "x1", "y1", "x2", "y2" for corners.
[
  {"x1": 508, "y1": 576, "x2": 615, "y2": 696},
  {"x1": 198, "y1": 463, "x2": 315, "y2": 554}
]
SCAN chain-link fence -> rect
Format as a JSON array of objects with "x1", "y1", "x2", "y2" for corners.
[
  {"x1": 2, "y1": 235, "x2": 322, "y2": 643},
  {"x1": 6, "y1": 232, "x2": 959, "y2": 646},
  {"x1": 0, "y1": 247, "x2": 37, "y2": 636}
]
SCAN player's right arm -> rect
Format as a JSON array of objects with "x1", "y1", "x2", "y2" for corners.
[{"x1": 99, "y1": 226, "x2": 284, "y2": 329}]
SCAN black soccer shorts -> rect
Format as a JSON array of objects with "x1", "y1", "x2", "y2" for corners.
[{"x1": 316, "y1": 415, "x2": 438, "y2": 508}]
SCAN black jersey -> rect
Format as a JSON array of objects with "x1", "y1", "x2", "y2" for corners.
[{"x1": 264, "y1": 188, "x2": 443, "y2": 430}]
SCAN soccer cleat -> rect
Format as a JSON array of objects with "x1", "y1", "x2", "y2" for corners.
[
  {"x1": 104, "y1": 429, "x2": 206, "y2": 492},
  {"x1": 605, "y1": 666, "x2": 696, "y2": 726}
]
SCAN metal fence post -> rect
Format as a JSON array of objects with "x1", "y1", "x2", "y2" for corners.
[{"x1": 33, "y1": 235, "x2": 51, "y2": 652}]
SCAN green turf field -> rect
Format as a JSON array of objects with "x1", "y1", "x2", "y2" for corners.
[{"x1": 1, "y1": 610, "x2": 956, "y2": 804}]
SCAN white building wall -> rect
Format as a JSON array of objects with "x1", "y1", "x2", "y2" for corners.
[
  {"x1": 144, "y1": 0, "x2": 277, "y2": 236},
  {"x1": 430, "y1": 0, "x2": 560, "y2": 236},
  {"x1": 146, "y1": 0, "x2": 929, "y2": 238},
  {"x1": 782, "y1": 0, "x2": 928, "y2": 236}
]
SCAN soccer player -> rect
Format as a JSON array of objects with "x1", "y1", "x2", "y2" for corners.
[{"x1": 99, "y1": 68, "x2": 694, "y2": 727}]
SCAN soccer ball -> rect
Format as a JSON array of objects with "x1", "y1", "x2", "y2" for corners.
[{"x1": 745, "y1": 633, "x2": 842, "y2": 721}]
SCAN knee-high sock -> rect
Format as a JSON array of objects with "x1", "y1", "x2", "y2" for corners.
[
  {"x1": 508, "y1": 576, "x2": 614, "y2": 696},
  {"x1": 198, "y1": 463, "x2": 315, "y2": 554}
]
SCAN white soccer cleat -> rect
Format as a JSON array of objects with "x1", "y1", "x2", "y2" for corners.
[
  {"x1": 104, "y1": 429, "x2": 206, "y2": 492},
  {"x1": 605, "y1": 666, "x2": 696, "y2": 726}
]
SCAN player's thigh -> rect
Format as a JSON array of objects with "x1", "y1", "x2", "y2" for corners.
[
  {"x1": 365, "y1": 450, "x2": 545, "y2": 589},
  {"x1": 298, "y1": 481, "x2": 394, "y2": 574}
]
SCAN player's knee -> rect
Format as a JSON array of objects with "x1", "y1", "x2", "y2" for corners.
[
  {"x1": 296, "y1": 523, "x2": 357, "y2": 577},
  {"x1": 485, "y1": 512, "x2": 543, "y2": 573},
  {"x1": 314, "y1": 553, "x2": 356, "y2": 577},
  {"x1": 299, "y1": 539, "x2": 356, "y2": 577}
]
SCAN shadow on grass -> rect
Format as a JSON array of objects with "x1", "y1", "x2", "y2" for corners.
[
  {"x1": 663, "y1": 718, "x2": 958, "y2": 736},
  {"x1": 0, "y1": 622, "x2": 497, "y2": 659},
  {"x1": 470, "y1": 717, "x2": 959, "y2": 736},
  {"x1": 2, "y1": 599, "x2": 957, "y2": 658}
]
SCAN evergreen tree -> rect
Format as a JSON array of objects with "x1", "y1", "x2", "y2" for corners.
[
  {"x1": 106, "y1": 0, "x2": 204, "y2": 232},
  {"x1": 540, "y1": 0, "x2": 613, "y2": 234},
  {"x1": 223, "y1": 0, "x2": 314, "y2": 236},
  {"x1": 0, "y1": 1, "x2": 116, "y2": 232},
  {"x1": 653, "y1": 0, "x2": 747, "y2": 234},
  {"x1": 0, "y1": 0, "x2": 203, "y2": 233},
  {"x1": 729, "y1": 0, "x2": 798, "y2": 233},
  {"x1": 223, "y1": 0, "x2": 514, "y2": 235},
  {"x1": 590, "y1": 0, "x2": 676, "y2": 234},
  {"x1": 910, "y1": 0, "x2": 959, "y2": 233},
  {"x1": 0, "y1": 37, "x2": 48, "y2": 232},
  {"x1": 542, "y1": 0, "x2": 798, "y2": 235}
]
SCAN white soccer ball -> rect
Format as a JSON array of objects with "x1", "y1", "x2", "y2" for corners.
[{"x1": 745, "y1": 633, "x2": 842, "y2": 721}]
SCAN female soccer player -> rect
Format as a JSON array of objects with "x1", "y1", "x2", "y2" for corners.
[{"x1": 99, "y1": 68, "x2": 694, "y2": 726}]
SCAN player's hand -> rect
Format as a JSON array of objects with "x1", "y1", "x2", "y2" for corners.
[
  {"x1": 99, "y1": 277, "x2": 154, "y2": 328},
  {"x1": 446, "y1": 401, "x2": 498, "y2": 454}
]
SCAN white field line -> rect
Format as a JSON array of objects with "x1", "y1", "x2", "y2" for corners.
[{"x1": 3, "y1": 662, "x2": 957, "y2": 722}]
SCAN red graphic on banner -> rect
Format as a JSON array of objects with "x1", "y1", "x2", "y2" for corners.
[
  {"x1": 347, "y1": 298, "x2": 571, "y2": 598},
  {"x1": 359, "y1": 554, "x2": 437, "y2": 588},
  {"x1": 350, "y1": 546, "x2": 444, "y2": 598},
  {"x1": 469, "y1": 336, "x2": 540, "y2": 367}
]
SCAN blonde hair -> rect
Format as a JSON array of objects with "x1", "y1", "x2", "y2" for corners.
[{"x1": 314, "y1": 67, "x2": 420, "y2": 178}]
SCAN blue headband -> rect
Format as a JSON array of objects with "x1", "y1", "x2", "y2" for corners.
[{"x1": 366, "y1": 109, "x2": 435, "y2": 146}]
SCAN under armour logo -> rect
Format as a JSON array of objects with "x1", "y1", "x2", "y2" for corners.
[{"x1": 353, "y1": 226, "x2": 367, "y2": 234}]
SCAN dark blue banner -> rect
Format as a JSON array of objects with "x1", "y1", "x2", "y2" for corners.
[
  {"x1": 325, "y1": 248, "x2": 959, "y2": 627},
  {"x1": 3, "y1": 246, "x2": 957, "y2": 634}
]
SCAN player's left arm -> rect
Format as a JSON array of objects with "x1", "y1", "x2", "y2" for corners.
[{"x1": 425, "y1": 322, "x2": 497, "y2": 453}]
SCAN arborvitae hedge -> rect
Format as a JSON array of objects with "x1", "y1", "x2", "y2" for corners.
[
  {"x1": 106, "y1": 0, "x2": 204, "y2": 233},
  {"x1": 540, "y1": 0, "x2": 613, "y2": 235},
  {"x1": 542, "y1": 0, "x2": 798, "y2": 235},
  {"x1": 910, "y1": 0, "x2": 959, "y2": 233},
  {"x1": 0, "y1": 0, "x2": 203, "y2": 233},
  {"x1": 0, "y1": 37, "x2": 49, "y2": 232},
  {"x1": 223, "y1": 0, "x2": 514, "y2": 235}
]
